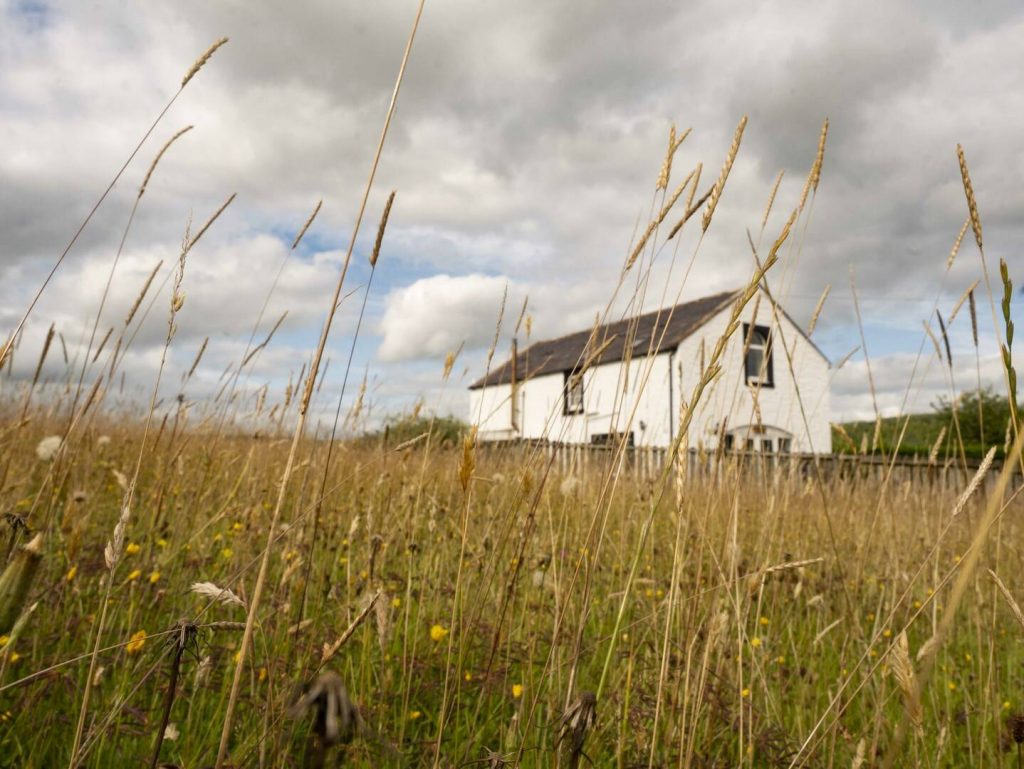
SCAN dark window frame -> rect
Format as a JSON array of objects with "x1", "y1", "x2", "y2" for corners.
[
  {"x1": 743, "y1": 323, "x2": 774, "y2": 388},
  {"x1": 563, "y1": 370, "x2": 584, "y2": 415},
  {"x1": 590, "y1": 431, "x2": 635, "y2": 447}
]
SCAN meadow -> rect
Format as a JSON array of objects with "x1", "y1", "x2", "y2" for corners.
[
  {"x1": 2, "y1": 12, "x2": 1024, "y2": 769},
  {"x1": 1, "y1": 412, "x2": 1023, "y2": 768}
]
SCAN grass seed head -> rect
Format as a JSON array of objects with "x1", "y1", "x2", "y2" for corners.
[
  {"x1": 181, "y1": 37, "x2": 229, "y2": 88},
  {"x1": 956, "y1": 143, "x2": 983, "y2": 250}
]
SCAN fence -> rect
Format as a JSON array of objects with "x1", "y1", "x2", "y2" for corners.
[{"x1": 476, "y1": 439, "x2": 1021, "y2": 492}]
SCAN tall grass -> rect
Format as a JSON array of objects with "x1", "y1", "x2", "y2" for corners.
[{"x1": 1, "y1": 9, "x2": 1022, "y2": 769}]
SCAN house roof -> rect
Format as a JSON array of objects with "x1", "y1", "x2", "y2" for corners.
[{"x1": 468, "y1": 290, "x2": 740, "y2": 390}]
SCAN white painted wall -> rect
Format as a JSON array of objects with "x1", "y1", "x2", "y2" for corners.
[
  {"x1": 469, "y1": 352, "x2": 676, "y2": 447},
  {"x1": 470, "y1": 290, "x2": 832, "y2": 453},
  {"x1": 674, "y1": 298, "x2": 832, "y2": 453}
]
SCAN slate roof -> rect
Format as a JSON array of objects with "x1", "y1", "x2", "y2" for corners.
[{"x1": 468, "y1": 290, "x2": 739, "y2": 390}]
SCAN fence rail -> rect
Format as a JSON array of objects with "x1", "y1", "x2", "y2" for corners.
[{"x1": 477, "y1": 439, "x2": 1021, "y2": 491}]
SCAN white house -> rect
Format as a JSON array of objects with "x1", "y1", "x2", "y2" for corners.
[{"x1": 468, "y1": 288, "x2": 832, "y2": 454}]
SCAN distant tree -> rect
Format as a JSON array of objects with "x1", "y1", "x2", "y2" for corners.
[
  {"x1": 366, "y1": 413, "x2": 468, "y2": 449},
  {"x1": 932, "y1": 387, "x2": 1011, "y2": 448}
]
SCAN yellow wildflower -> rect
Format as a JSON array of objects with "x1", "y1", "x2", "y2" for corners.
[
  {"x1": 512, "y1": 683, "x2": 523, "y2": 699},
  {"x1": 66, "y1": 565, "x2": 77, "y2": 582},
  {"x1": 409, "y1": 710, "x2": 421, "y2": 720},
  {"x1": 157, "y1": 538, "x2": 168, "y2": 548},
  {"x1": 430, "y1": 624, "x2": 448, "y2": 642},
  {"x1": 741, "y1": 688, "x2": 751, "y2": 698},
  {"x1": 149, "y1": 571, "x2": 161, "y2": 584},
  {"x1": 125, "y1": 543, "x2": 141, "y2": 556},
  {"x1": 127, "y1": 569, "x2": 142, "y2": 581},
  {"x1": 751, "y1": 637, "x2": 762, "y2": 648},
  {"x1": 259, "y1": 667, "x2": 268, "y2": 683},
  {"x1": 759, "y1": 616, "x2": 769, "y2": 626},
  {"x1": 392, "y1": 597, "x2": 401, "y2": 609},
  {"x1": 221, "y1": 548, "x2": 233, "y2": 559},
  {"x1": 126, "y1": 630, "x2": 147, "y2": 654}
]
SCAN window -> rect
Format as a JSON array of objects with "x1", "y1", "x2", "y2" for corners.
[
  {"x1": 761, "y1": 438, "x2": 773, "y2": 453},
  {"x1": 563, "y1": 371, "x2": 584, "y2": 415},
  {"x1": 778, "y1": 437, "x2": 792, "y2": 454},
  {"x1": 591, "y1": 431, "x2": 634, "y2": 447},
  {"x1": 743, "y1": 324, "x2": 774, "y2": 387}
]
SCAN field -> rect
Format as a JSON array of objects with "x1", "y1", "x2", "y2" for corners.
[
  {"x1": 1, "y1": 417, "x2": 1024, "y2": 768},
  {"x1": 3, "y1": 18, "x2": 1024, "y2": 769}
]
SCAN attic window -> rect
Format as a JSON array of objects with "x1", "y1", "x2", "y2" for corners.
[
  {"x1": 743, "y1": 323, "x2": 774, "y2": 388},
  {"x1": 563, "y1": 371, "x2": 584, "y2": 415}
]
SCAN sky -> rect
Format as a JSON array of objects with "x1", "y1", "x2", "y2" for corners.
[{"x1": 1, "y1": 0, "x2": 1022, "y2": 429}]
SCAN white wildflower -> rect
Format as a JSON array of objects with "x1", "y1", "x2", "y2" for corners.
[
  {"x1": 163, "y1": 722, "x2": 180, "y2": 741},
  {"x1": 35, "y1": 435, "x2": 63, "y2": 461}
]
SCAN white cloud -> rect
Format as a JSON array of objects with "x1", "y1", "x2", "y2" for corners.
[
  {"x1": 830, "y1": 350, "x2": 1008, "y2": 422},
  {"x1": 377, "y1": 274, "x2": 523, "y2": 362}
]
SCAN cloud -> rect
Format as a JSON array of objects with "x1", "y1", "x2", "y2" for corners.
[
  {"x1": 831, "y1": 349, "x2": 1008, "y2": 422},
  {"x1": 377, "y1": 273, "x2": 523, "y2": 362}
]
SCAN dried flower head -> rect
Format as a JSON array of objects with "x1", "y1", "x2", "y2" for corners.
[
  {"x1": 556, "y1": 691, "x2": 597, "y2": 769},
  {"x1": 289, "y1": 671, "x2": 361, "y2": 748}
]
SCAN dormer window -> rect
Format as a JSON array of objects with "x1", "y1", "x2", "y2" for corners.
[
  {"x1": 563, "y1": 371, "x2": 584, "y2": 415},
  {"x1": 743, "y1": 323, "x2": 774, "y2": 388}
]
